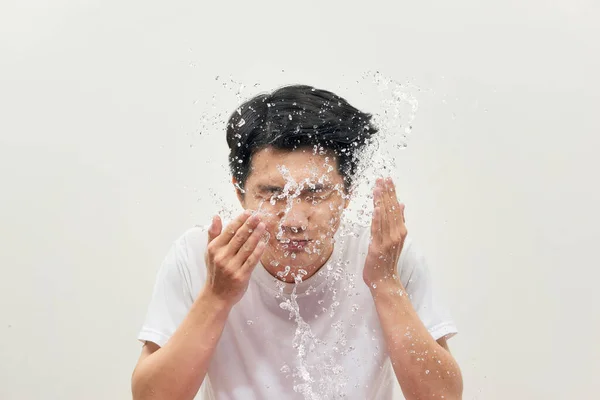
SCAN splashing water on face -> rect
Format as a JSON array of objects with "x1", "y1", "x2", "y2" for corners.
[{"x1": 191, "y1": 72, "x2": 421, "y2": 399}]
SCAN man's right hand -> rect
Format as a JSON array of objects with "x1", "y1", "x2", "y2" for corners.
[
  {"x1": 132, "y1": 211, "x2": 267, "y2": 400},
  {"x1": 203, "y1": 210, "x2": 267, "y2": 306}
]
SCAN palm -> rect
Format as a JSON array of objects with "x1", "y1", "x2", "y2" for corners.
[{"x1": 363, "y1": 177, "x2": 407, "y2": 288}]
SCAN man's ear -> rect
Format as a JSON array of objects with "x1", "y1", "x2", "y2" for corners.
[{"x1": 232, "y1": 177, "x2": 245, "y2": 206}]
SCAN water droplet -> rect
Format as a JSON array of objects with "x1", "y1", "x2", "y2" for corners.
[{"x1": 246, "y1": 320, "x2": 254, "y2": 325}]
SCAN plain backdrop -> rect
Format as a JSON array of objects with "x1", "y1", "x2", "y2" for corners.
[{"x1": 1, "y1": 1, "x2": 599, "y2": 399}]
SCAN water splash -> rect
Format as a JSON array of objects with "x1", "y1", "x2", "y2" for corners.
[
  {"x1": 342, "y1": 71, "x2": 421, "y2": 228},
  {"x1": 277, "y1": 268, "x2": 353, "y2": 399},
  {"x1": 188, "y1": 71, "x2": 423, "y2": 398}
]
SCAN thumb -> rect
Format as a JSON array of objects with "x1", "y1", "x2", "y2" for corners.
[{"x1": 207, "y1": 215, "x2": 222, "y2": 243}]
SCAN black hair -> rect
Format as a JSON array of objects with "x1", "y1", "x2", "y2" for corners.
[{"x1": 226, "y1": 84, "x2": 378, "y2": 192}]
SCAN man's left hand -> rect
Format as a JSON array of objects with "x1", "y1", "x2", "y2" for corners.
[{"x1": 363, "y1": 177, "x2": 408, "y2": 291}]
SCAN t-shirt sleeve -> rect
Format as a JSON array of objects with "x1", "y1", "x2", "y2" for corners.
[
  {"x1": 137, "y1": 229, "x2": 204, "y2": 348},
  {"x1": 399, "y1": 237, "x2": 458, "y2": 341}
]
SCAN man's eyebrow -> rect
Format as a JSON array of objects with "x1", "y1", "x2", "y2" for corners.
[
  {"x1": 257, "y1": 184, "x2": 283, "y2": 192},
  {"x1": 256, "y1": 182, "x2": 334, "y2": 192},
  {"x1": 304, "y1": 182, "x2": 333, "y2": 191}
]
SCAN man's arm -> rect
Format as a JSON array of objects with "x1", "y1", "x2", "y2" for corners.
[
  {"x1": 132, "y1": 290, "x2": 231, "y2": 400},
  {"x1": 132, "y1": 211, "x2": 267, "y2": 400},
  {"x1": 371, "y1": 283, "x2": 463, "y2": 400},
  {"x1": 364, "y1": 177, "x2": 462, "y2": 400}
]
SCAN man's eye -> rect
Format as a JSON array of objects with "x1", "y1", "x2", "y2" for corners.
[
  {"x1": 306, "y1": 191, "x2": 330, "y2": 202},
  {"x1": 270, "y1": 193, "x2": 285, "y2": 202},
  {"x1": 308, "y1": 187, "x2": 327, "y2": 195}
]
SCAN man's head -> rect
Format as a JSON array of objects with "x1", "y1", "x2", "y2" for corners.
[{"x1": 225, "y1": 85, "x2": 377, "y2": 278}]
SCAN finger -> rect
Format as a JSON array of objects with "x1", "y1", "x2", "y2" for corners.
[
  {"x1": 232, "y1": 222, "x2": 266, "y2": 266},
  {"x1": 207, "y1": 215, "x2": 222, "y2": 244},
  {"x1": 385, "y1": 178, "x2": 406, "y2": 225},
  {"x1": 380, "y1": 178, "x2": 393, "y2": 238},
  {"x1": 371, "y1": 204, "x2": 382, "y2": 244},
  {"x1": 241, "y1": 233, "x2": 268, "y2": 275},
  {"x1": 388, "y1": 178, "x2": 400, "y2": 206},
  {"x1": 226, "y1": 212, "x2": 262, "y2": 255},
  {"x1": 389, "y1": 180, "x2": 406, "y2": 224},
  {"x1": 384, "y1": 177, "x2": 399, "y2": 238},
  {"x1": 371, "y1": 181, "x2": 383, "y2": 243},
  {"x1": 400, "y1": 203, "x2": 406, "y2": 225},
  {"x1": 211, "y1": 209, "x2": 253, "y2": 248}
]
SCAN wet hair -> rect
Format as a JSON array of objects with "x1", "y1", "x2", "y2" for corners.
[{"x1": 226, "y1": 84, "x2": 378, "y2": 192}]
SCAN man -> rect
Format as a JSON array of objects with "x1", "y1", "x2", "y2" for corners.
[{"x1": 132, "y1": 85, "x2": 463, "y2": 400}]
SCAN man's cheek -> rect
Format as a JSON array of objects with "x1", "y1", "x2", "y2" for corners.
[
  {"x1": 318, "y1": 203, "x2": 342, "y2": 225},
  {"x1": 254, "y1": 207, "x2": 277, "y2": 225},
  {"x1": 264, "y1": 222, "x2": 279, "y2": 237},
  {"x1": 266, "y1": 218, "x2": 286, "y2": 240}
]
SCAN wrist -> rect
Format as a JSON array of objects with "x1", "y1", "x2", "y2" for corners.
[
  {"x1": 369, "y1": 279, "x2": 407, "y2": 299},
  {"x1": 367, "y1": 276, "x2": 404, "y2": 291},
  {"x1": 196, "y1": 287, "x2": 235, "y2": 315}
]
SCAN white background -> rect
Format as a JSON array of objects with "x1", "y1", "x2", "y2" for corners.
[{"x1": 1, "y1": 1, "x2": 599, "y2": 399}]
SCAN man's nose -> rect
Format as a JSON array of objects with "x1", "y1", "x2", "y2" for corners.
[{"x1": 280, "y1": 199, "x2": 309, "y2": 232}]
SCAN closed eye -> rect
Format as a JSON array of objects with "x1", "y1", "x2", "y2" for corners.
[
  {"x1": 258, "y1": 185, "x2": 284, "y2": 195},
  {"x1": 306, "y1": 187, "x2": 333, "y2": 201}
]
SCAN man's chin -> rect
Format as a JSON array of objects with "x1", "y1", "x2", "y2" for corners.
[{"x1": 273, "y1": 252, "x2": 323, "y2": 270}]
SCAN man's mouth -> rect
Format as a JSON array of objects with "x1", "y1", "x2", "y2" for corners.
[{"x1": 280, "y1": 239, "x2": 311, "y2": 252}]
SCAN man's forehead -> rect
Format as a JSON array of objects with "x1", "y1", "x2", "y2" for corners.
[
  {"x1": 253, "y1": 146, "x2": 335, "y2": 161},
  {"x1": 255, "y1": 170, "x2": 334, "y2": 185},
  {"x1": 245, "y1": 146, "x2": 343, "y2": 187},
  {"x1": 252, "y1": 149, "x2": 336, "y2": 172}
]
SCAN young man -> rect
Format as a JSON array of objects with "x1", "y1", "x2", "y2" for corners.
[{"x1": 132, "y1": 85, "x2": 463, "y2": 400}]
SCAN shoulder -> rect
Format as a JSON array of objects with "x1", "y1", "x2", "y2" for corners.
[
  {"x1": 397, "y1": 236, "x2": 420, "y2": 286},
  {"x1": 175, "y1": 224, "x2": 212, "y2": 271},
  {"x1": 164, "y1": 225, "x2": 211, "y2": 295},
  {"x1": 176, "y1": 224, "x2": 210, "y2": 256}
]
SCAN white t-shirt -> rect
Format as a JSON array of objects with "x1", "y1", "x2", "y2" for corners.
[{"x1": 138, "y1": 223, "x2": 457, "y2": 400}]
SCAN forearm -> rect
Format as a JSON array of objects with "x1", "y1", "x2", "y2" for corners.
[
  {"x1": 132, "y1": 289, "x2": 231, "y2": 400},
  {"x1": 372, "y1": 282, "x2": 463, "y2": 400}
]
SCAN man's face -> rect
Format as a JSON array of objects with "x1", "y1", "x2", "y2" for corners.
[{"x1": 237, "y1": 146, "x2": 350, "y2": 280}]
